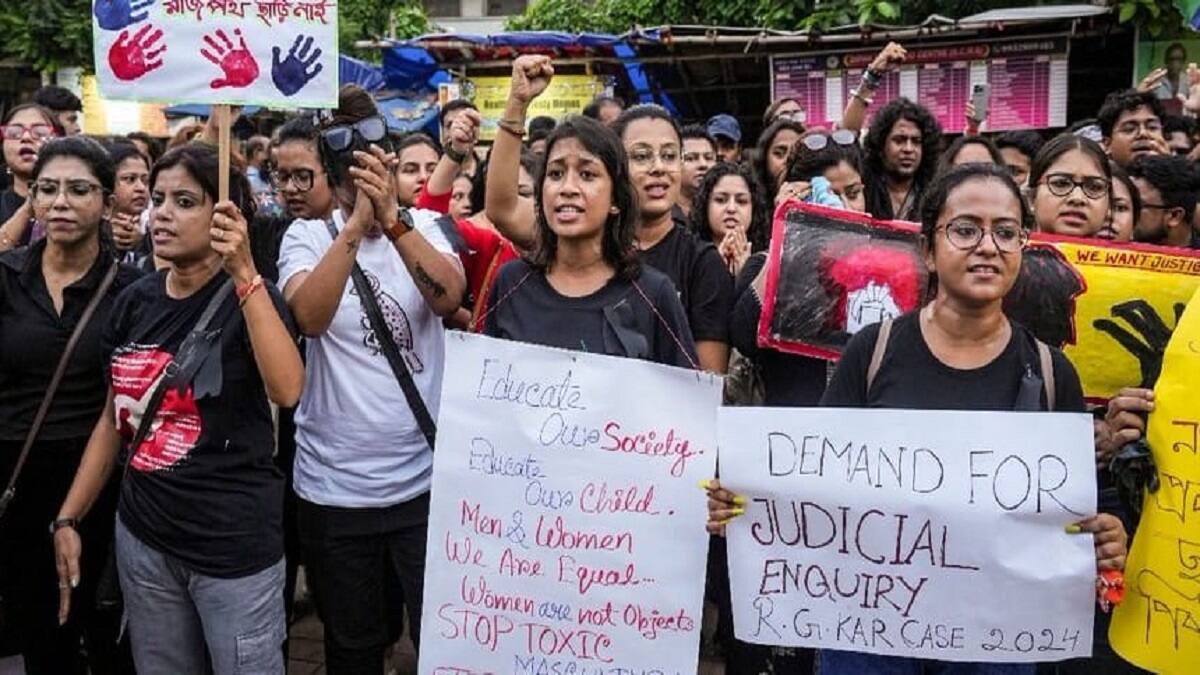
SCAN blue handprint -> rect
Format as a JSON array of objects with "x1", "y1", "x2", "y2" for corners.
[
  {"x1": 272, "y1": 35, "x2": 323, "y2": 97},
  {"x1": 93, "y1": 0, "x2": 154, "y2": 31}
]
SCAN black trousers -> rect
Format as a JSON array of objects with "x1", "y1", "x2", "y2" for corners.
[
  {"x1": 297, "y1": 492, "x2": 429, "y2": 675},
  {"x1": 0, "y1": 438, "x2": 133, "y2": 675}
]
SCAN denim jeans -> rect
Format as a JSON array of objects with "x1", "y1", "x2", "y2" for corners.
[
  {"x1": 818, "y1": 650, "x2": 1037, "y2": 675},
  {"x1": 115, "y1": 516, "x2": 286, "y2": 675}
]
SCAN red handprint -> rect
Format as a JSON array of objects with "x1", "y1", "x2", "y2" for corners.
[
  {"x1": 108, "y1": 24, "x2": 165, "y2": 81},
  {"x1": 201, "y1": 28, "x2": 259, "y2": 89}
]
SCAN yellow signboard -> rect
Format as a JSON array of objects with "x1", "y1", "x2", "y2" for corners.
[
  {"x1": 1109, "y1": 285, "x2": 1200, "y2": 674},
  {"x1": 466, "y1": 75, "x2": 607, "y2": 141},
  {"x1": 81, "y1": 75, "x2": 168, "y2": 137}
]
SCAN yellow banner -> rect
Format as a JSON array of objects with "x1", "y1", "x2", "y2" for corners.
[
  {"x1": 1050, "y1": 239, "x2": 1200, "y2": 402},
  {"x1": 1108, "y1": 285, "x2": 1200, "y2": 673},
  {"x1": 467, "y1": 75, "x2": 606, "y2": 141},
  {"x1": 81, "y1": 75, "x2": 168, "y2": 137}
]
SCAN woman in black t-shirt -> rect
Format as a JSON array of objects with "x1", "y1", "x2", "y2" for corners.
[
  {"x1": 706, "y1": 164, "x2": 1128, "y2": 675},
  {"x1": 0, "y1": 137, "x2": 141, "y2": 675},
  {"x1": 0, "y1": 104, "x2": 60, "y2": 252},
  {"x1": 485, "y1": 114, "x2": 697, "y2": 369},
  {"x1": 53, "y1": 143, "x2": 303, "y2": 675}
]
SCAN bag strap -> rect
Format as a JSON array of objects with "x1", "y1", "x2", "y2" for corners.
[
  {"x1": 865, "y1": 317, "x2": 893, "y2": 395},
  {"x1": 324, "y1": 220, "x2": 437, "y2": 451},
  {"x1": 123, "y1": 279, "x2": 234, "y2": 474},
  {"x1": 1036, "y1": 339, "x2": 1056, "y2": 412},
  {"x1": 0, "y1": 261, "x2": 120, "y2": 520}
]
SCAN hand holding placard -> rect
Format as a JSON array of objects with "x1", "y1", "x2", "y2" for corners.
[
  {"x1": 202, "y1": 29, "x2": 260, "y2": 89},
  {"x1": 272, "y1": 35, "x2": 323, "y2": 96},
  {"x1": 108, "y1": 24, "x2": 165, "y2": 81}
]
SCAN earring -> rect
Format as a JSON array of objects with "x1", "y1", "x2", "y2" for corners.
[{"x1": 609, "y1": 207, "x2": 620, "y2": 215}]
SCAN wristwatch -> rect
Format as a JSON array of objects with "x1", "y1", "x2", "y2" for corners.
[
  {"x1": 383, "y1": 208, "x2": 415, "y2": 242},
  {"x1": 50, "y1": 517, "x2": 78, "y2": 534}
]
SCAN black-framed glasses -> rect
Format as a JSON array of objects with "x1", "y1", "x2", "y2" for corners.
[
  {"x1": 321, "y1": 115, "x2": 387, "y2": 152},
  {"x1": 32, "y1": 179, "x2": 103, "y2": 204},
  {"x1": 802, "y1": 129, "x2": 857, "y2": 151},
  {"x1": 939, "y1": 220, "x2": 1029, "y2": 253},
  {"x1": 1040, "y1": 173, "x2": 1110, "y2": 200},
  {"x1": 270, "y1": 168, "x2": 319, "y2": 192}
]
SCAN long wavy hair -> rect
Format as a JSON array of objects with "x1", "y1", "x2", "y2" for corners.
[
  {"x1": 688, "y1": 161, "x2": 770, "y2": 252},
  {"x1": 863, "y1": 98, "x2": 942, "y2": 218}
]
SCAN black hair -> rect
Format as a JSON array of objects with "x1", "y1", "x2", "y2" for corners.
[
  {"x1": 1163, "y1": 114, "x2": 1195, "y2": 137},
  {"x1": 582, "y1": 95, "x2": 622, "y2": 120},
  {"x1": 753, "y1": 118, "x2": 807, "y2": 200},
  {"x1": 919, "y1": 163, "x2": 1033, "y2": 249},
  {"x1": 1167, "y1": 42, "x2": 1187, "y2": 59},
  {"x1": 528, "y1": 116, "x2": 556, "y2": 140},
  {"x1": 439, "y1": 99, "x2": 477, "y2": 128},
  {"x1": 688, "y1": 161, "x2": 770, "y2": 251},
  {"x1": 1110, "y1": 160, "x2": 1142, "y2": 228},
  {"x1": 530, "y1": 115, "x2": 639, "y2": 280},
  {"x1": 610, "y1": 104, "x2": 681, "y2": 145},
  {"x1": 862, "y1": 98, "x2": 942, "y2": 217},
  {"x1": 318, "y1": 84, "x2": 390, "y2": 188},
  {"x1": 1027, "y1": 133, "x2": 1112, "y2": 195},
  {"x1": 396, "y1": 132, "x2": 440, "y2": 159},
  {"x1": 785, "y1": 137, "x2": 863, "y2": 184},
  {"x1": 1096, "y1": 89, "x2": 1166, "y2": 139},
  {"x1": 32, "y1": 85, "x2": 82, "y2": 113},
  {"x1": 125, "y1": 131, "x2": 161, "y2": 163},
  {"x1": 150, "y1": 142, "x2": 256, "y2": 224},
  {"x1": 33, "y1": 136, "x2": 116, "y2": 194},
  {"x1": 107, "y1": 141, "x2": 150, "y2": 177},
  {"x1": 4, "y1": 103, "x2": 60, "y2": 130},
  {"x1": 1128, "y1": 154, "x2": 1200, "y2": 219},
  {"x1": 995, "y1": 130, "x2": 1044, "y2": 162},
  {"x1": 936, "y1": 135, "x2": 1004, "y2": 176},
  {"x1": 1067, "y1": 118, "x2": 1100, "y2": 134},
  {"x1": 469, "y1": 150, "x2": 539, "y2": 215},
  {"x1": 273, "y1": 115, "x2": 320, "y2": 147},
  {"x1": 681, "y1": 124, "x2": 716, "y2": 149}
]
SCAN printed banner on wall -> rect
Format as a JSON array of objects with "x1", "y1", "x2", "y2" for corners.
[
  {"x1": 465, "y1": 75, "x2": 609, "y2": 141},
  {"x1": 757, "y1": 202, "x2": 1200, "y2": 401},
  {"x1": 719, "y1": 407, "x2": 1098, "y2": 662},
  {"x1": 418, "y1": 332, "x2": 721, "y2": 674},
  {"x1": 1109, "y1": 285, "x2": 1200, "y2": 673},
  {"x1": 92, "y1": 0, "x2": 339, "y2": 107}
]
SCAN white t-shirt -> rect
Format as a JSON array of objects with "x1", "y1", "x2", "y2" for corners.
[{"x1": 278, "y1": 208, "x2": 456, "y2": 508}]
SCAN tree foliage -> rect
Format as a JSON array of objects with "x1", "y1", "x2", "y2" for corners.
[
  {"x1": 0, "y1": 0, "x2": 93, "y2": 72},
  {"x1": 340, "y1": 0, "x2": 431, "y2": 62}
]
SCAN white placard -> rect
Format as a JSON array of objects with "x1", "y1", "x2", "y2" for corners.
[
  {"x1": 719, "y1": 407, "x2": 1097, "y2": 662},
  {"x1": 92, "y1": 0, "x2": 338, "y2": 107},
  {"x1": 418, "y1": 333, "x2": 721, "y2": 674}
]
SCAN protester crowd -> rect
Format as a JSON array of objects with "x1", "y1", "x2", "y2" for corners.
[{"x1": 0, "y1": 39, "x2": 1195, "y2": 674}]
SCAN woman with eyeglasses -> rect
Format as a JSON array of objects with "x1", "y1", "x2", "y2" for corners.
[
  {"x1": 753, "y1": 118, "x2": 807, "y2": 202},
  {"x1": 277, "y1": 85, "x2": 464, "y2": 673},
  {"x1": 0, "y1": 137, "x2": 141, "y2": 675},
  {"x1": 0, "y1": 104, "x2": 60, "y2": 252},
  {"x1": 707, "y1": 163, "x2": 1129, "y2": 675},
  {"x1": 1028, "y1": 134, "x2": 1112, "y2": 238},
  {"x1": 106, "y1": 143, "x2": 151, "y2": 262}
]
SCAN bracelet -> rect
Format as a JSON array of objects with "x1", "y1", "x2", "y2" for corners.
[
  {"x1": 862, "y1": 68, "x2": 883, "y2": 89},
  {"x1": 851, "y1": 89, "x2": 874, "y2": 106},
  {"x1": 236, "y1": 274, "x2": 264, "y2": 306},
  {"x1": 50, "y1": 517, "x2": 78, "y2": 535},
  {"x1": 497, "y1": 119, "x2": 526, "y2": 139},
  {"x1": 444, "y1": 144, "x2": 470, "y2": 164}
]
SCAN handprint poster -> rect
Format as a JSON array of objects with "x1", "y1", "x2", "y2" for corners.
[
  {"x1": 92, "y1": 0, "x2": 338, "y2": 107},
  {"x1": 757, "y1": 201, "x2": 1200, "y2": 401}
]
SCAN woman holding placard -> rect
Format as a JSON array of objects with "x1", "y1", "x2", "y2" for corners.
[{"x1": 705, "y1": 163, "x2": 1128, "y2": 674}]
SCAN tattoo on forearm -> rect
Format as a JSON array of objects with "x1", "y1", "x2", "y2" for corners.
[{"x1": 414, "y1": 263, "x2": 447, "y2": 298}]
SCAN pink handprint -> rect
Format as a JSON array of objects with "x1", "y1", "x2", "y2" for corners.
[
  {"x1": 108, "y1": 24, "x2": 165, "y2": 81},
  {"x1": 201, "y1": 28, "x2": 259, "y2": 89}
]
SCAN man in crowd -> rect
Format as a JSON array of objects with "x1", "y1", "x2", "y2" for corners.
[
  {"x1": 1098, "y1": 89, "x2": 1168, "y2": 168},
  {"x1": 32, "y1": 85, "x2": 83, "y2": 136},
  {"x1": 707, "y1": 114, "x2": 742, "y2": 163},
  {"x1": 860, "y1": 98, "x2": 941, "y2": 220},
  {"x1": 1128, "y1": 154, "x2": 1200, "y2": 248},
  {"x1": 995, "y1": 130, "x2": 1044, "y2": 187},
  {"x1": 677, "y1": 124, "x2": 717, "y2": 218},
  {"x1": 583, "y1": 95, "x2": 624, "y2": 125},
  {"x1": 1163, "y1": 115, "x2": 1195, "y2": 156}
]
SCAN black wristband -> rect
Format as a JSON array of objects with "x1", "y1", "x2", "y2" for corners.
[{"x1": 50, "y1": 517, "x2": 78, "y2": 535}]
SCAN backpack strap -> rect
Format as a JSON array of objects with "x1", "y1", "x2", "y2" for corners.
[
  {"x1": 866, "y1": 318, "x2": 893, "y2": 395},
  {"x1": 1036, "y1": 339, "x2": 1055, "y2": 412}
]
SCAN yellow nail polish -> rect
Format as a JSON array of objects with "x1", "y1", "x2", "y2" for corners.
[
  {"x1": 1064, "y1": 524, "x2": 1082, "y2": 535},
  {"x1": 730, "y1": 508, "x2": 745, "y2": 517},
  {"x1": 733, "y1": 496, "x2": 748, "y2": 506},
  {"x1": 697, "y1": 479, "x2": 712, "y2": 490}
]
